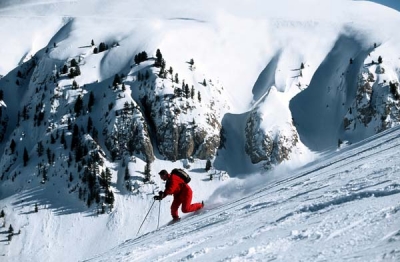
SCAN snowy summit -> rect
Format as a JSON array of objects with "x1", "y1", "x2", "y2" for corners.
[{"x1": 0, "y1": 0, "x2": 399, "y2": 261}]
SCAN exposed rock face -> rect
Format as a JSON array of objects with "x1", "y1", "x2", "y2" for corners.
[
  {"x1": 105, "y1": 104, "x2": 154, "y2": 162},
  {"x1": 344, "y1": 64, "x2": 400, "y2": 135},
  {"x1": 245, "y1": 110, "x2": 299, "y2": 169},
  {"x1": 195, "y1": 128, "x2": 221, "y2": 159},
  {"x1": 149, "y1": 98, "x2": 221, "y2": 161},
  {"x1": 344, "y1": 71, "x2": 375, "y2": 130}
]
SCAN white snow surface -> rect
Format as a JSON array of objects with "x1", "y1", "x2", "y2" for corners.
[
  {"x1": 0, "y1": 0, "x2": 399, "y2": 261},
  {"x1": 2, "y1": 125, "x2": 400, "y2": 261},
  {"x1": 84, "y1": 126, "x2": 400, "y2": 262}
]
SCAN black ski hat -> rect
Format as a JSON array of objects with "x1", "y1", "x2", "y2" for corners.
[{"x1": 158, "y1": 170, "x2": 168, "y2": 176}]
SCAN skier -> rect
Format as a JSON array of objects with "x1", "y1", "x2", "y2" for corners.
[{"x1": 154, "y1": 169, "x2": 204, "y2": 221}]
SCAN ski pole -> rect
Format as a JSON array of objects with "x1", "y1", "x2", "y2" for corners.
[
  {"x1": 137, "y1": 199, "x2": 156, "y2": 235},
  {"x1": 157, "y1": 200, "x2": 161, "y2": 229}
]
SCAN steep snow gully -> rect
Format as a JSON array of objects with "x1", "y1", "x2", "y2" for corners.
[{"x1": 290, "y1": 35, "x2": 372, "y2": 151}]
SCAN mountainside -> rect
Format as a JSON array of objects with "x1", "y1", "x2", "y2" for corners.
[{"x1": 0, "y1": 0, "x2": 400, "y2": 261}]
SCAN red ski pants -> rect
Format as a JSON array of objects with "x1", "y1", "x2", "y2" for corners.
[{"x1": 170, "y1": 186, "x2": 202, "y2": 218}]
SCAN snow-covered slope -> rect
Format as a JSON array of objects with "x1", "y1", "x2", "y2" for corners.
[
  {"x1": 1, "y1": 0, "x2": 400, "y2": 261},
  {"x1": 85, "y1": 125, "x2": 400, "y2": 262}
]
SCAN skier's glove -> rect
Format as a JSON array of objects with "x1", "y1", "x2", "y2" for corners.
[
  {"x1": 154, "y1": 195, "x2": 162, "y2": 200},
  {"x1": 154, "y1": 191, "x2": 164, "y2": 200}
]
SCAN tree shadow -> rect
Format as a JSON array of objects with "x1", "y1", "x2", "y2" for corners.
[
  {"x1": 11, "y1": 186, "x2": 88, "y2": 216},
  {"x1": 19, "y1": 210, "x2": 37, "y2": 215},
  {"x1": 190, "y1": 168, "x2": 206, "y2": 173},
  {"x1": 130, "y1": 175, "x2": 143, "y2": 180}
]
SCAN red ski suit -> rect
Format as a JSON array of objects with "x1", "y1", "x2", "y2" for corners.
[{"x1": 162, "y1": 174, "x2": 202, "y2": 218}]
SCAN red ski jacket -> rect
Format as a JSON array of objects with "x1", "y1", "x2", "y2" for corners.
[
  {"x1": 160, "y1": 172, "x2": 202, "y2": 219},
  {"x1": 163, "y1": 173, "x2": 189, "y2": 197}
]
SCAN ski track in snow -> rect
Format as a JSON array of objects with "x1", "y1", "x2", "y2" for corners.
[{"x1": 84, "y1": 127, "x2": 400, "y2": 262}]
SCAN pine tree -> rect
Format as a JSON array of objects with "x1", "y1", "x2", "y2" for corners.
[
  {"x1": 105, "y1": 188, "x2": 115, "y2": 206},
  {"x1": 105, "y1": 168, "x2": 112, "y2": 188},
  {"x1": 76, "y1": 143, "x2": 84, "y2": 162},
  {"x1": 68, "y1": 68, "x2": 75, "y2": 78},
  {"x1": 23, "y1": 147, "x2": 29, "y2": 166},
  {"x1": 62, "y1": 64, "x2": 68, "y2": 74},
  {"x1": 74, "y1": 65, "x2": 81, "y2": 76},
  {"x1": 185, "y1": 84, "x2": 190, "y2": 99},
  {"x1": 198, "y1": 91, "x2": 201, "y2": 102},
  {"x1": 141, "y1": 51, "x2": 148, "y2": 61},
  {"x1": 9, "y1": 139, "x2": 16, "y2": 154},
  {"x1": 390, "y1": 82, "x2": 399, "y2": 100},
  {"x1": 8, "y1": 224, "x2": 14, "y2": 234},
  {"x1": 61, "y1": 130, "x2": 67, "y2": 149},
  {"x1": 155, "y1": 49, "x2": 163, "y2": 67},
  {"x1": 34, "y1": 203, "x2": 38, "y2": 212},
  {"x1": 174, "y1": 87, "x2": 182, "y2": 98},
  {"x1": 159, "y1": 59, "x2": 166, "y2": 77},
  {"x1": 70, "y1": 124, "x2": 80, "y2": 150},
  {"x1": 99, "y1": 42, "x2": 107, "y2": 52},
  {"x1": 91, "y1": 39, "x2": 95, "y2": 46},
  {"x1": 100, "y1": 170, "x2": 107, "y2": 188},
  {"x1": 144, "y1": 162, "x2": 151, "y2": 183},
  {"x1": 50, "y1": 134, "x2": 56, "y2": 144},
  {"x1": 92, "y1": 127, "x2": 98, "y2": 141},
  {"x1": 205, "y1": 159, "x2": 212, "y2": 171},
  {"x1": 22, "y1": 105, "x2": 28, "y2": 120},
  {"x1": 72, "y1": 80, "x2": 78, "y2": 89},
  {"x1": 378, "y1": 56, "x2": 383, "y2": 64},
  {"x1": 71, "y1": 59, "x2": 78, "y2": 67},
  {"x1": 87, "y1": 117, "x2": 93, "y2": 133},
  {"x1": 88, "y1": 91, "x2": 95, "y2": 112},
  {"x1": 74, "y1": 95, "x2": 83, "y2": 116},
  {"x1": 191, "y1": 85, "x2": 195, "y2": 99},
  {"x1": 175, "y1": 73, "x2": 179, "y2": 84},
  {"x1": 113, "y1": 74, "x2": 121, "y2": 86},
  {"x1": 37, "y1": 141, "x2": 44, "y2": 157},
  {"x1": 135, "y1": 51, "x2": 148, "y2": 64},
  {"x1": 203, "y1": 79, "x2": 207, "y2": 86},
  {"x1": 124, "y1": 166, "x2": 130, "y2": 181},
  {"x1": 0, "y1": 210, "x2": 4, "y2": 217},
  {"x1": 46, "y1": 148, "x2": 52, "y2": 164}
]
